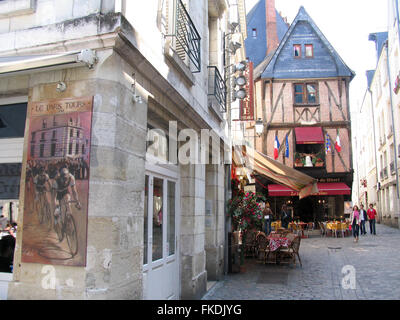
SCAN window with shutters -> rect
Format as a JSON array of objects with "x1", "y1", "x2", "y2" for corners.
[{"x1": 162, "y1": 0, "x2": 201, "y2": 73}]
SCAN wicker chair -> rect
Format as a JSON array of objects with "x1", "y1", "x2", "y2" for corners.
[
  {"x1": 280, "y1": 236, "x2": 302, "y2": 267},
  {"x1": 243, "y1": 229, "x2": 257, "y2": 258},
  {"x1": 276, "y1": 228, "x2": 290, "y2": 237},
  {"x1": 255, "y1": 233, "x2": 269, "y2": 263}
]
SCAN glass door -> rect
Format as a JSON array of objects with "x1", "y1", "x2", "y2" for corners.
[{"x1": 143, "y1": 171, "x2": 179, "y2": 299}]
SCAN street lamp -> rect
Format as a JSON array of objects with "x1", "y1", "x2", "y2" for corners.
[{"x1": 255, "y1": 118, "x2": 264, "y2": 137}]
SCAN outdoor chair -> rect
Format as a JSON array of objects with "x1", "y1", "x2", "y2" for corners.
[
  {"x1": 280, "y1": 235, "x2": 302, "y2": 267},
  {"x1": 319, "y1": 222, "x2": 326, "y2": 237},
  {"x1": 345, "y1": 222, "x2": 351, "y2": 236},
  {"x1": 243, "y1": 229, "x2": 257, "y2": 258},
  {"x1": 291, "y1": 224, "x2": 301, "y2": 237},
  {"x1": 335, "y1": 223, "x2": 346, "y2": 238},
  {"x1": 277, "y1": 228, "x2": 291, "y2": 237},
  {"x1": 255, "y1": 233, "x2": 269, "y2": 263},
  {"x1": 306, "y1": 222, "x2": 314, "y2": 237}
]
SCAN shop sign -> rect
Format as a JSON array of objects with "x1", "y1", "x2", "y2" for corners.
[
  {"x1": 244, "y1": 184, "x2": 256, "y2": 193},
  {"x1": 238, "y1": 61, "x2": 254, "y2": 121},
  {"x1": 318, "y1": 178, "x2": 341, "y2": 183},
  {"x1": 21, "y1": 96, "x2": 93, "y2": 267}
]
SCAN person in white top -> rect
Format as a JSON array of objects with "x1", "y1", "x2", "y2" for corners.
[{"x1": 359, "y1": 204, "x2": 368, "y2": 235}]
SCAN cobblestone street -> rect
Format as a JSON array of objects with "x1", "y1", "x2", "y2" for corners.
[{"x1": 202, "y1": 223, "x2": 400, "y2": 300}]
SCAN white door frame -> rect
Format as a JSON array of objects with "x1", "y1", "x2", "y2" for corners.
[{"x1": 143, "y1": 156, "x2": 180, "y2": 299}]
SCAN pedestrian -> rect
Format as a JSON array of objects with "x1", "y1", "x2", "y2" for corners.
[
  {"x1": 350, "y1": 205, "x2": 361, "y2": 242},
  {"x1": 281, "y1": 204, "x2": 290, "y2": 229},
  {"x1": 263, "y1": 202, "x2": 273, "y2": 235},
  {"x1": 367, "y1": 203, "x2": 377, "y2": 235},
  {"x1": 359, "y1": 204, "x2": 368, "y2": 235}
]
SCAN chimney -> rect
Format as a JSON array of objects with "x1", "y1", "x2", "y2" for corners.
[{"x1": 266, "y1": 0, "x2": 279, "y2": 55}]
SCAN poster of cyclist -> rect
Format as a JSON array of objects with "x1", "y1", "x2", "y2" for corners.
[{"x1": 21, "y1": 96, "x2": 93, "y2": 267}]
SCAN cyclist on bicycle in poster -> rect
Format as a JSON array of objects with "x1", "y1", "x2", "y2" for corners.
[
  {"x1": 33, "y1": 166, "x2": 51, "y2": 207},
  {"x1": 52, "y1": 167, "x2": 81, "y2": 213}
]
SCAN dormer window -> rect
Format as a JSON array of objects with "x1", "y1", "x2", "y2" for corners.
[
  {"x1": 305, "y1": 44, "x2": 314, "y2": 58},
  {"x1": 293, "y1": 44, "x2": 301, "y2": 57},
  {"x1": 252, "y1": 28, "x2": 257, "y2": 39}
]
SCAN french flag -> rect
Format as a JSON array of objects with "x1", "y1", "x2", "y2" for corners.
[
  {"x1": 335, "y1": 133, "x2": 341, "y2": 153},
  {"x1": 274, "y1": 135, "x2": 280, "y2": 160}
]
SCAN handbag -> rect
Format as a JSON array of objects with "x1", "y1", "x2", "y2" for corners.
[{"x1": 349, "y1": 224, "x2": 352, "y2": 231}]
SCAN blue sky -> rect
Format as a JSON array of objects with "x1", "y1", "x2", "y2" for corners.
[{"x1": 245, "y1": 0, "x2": 388, "y2": 110}]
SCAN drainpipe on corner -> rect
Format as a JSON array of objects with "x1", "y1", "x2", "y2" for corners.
[{"x1": 368, "y1": 85, "x2": 381, "y2": 220}]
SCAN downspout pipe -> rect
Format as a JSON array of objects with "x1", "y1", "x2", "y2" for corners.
[
  {"x1": 396, "y1": 0, "x2": 400, "y2": 46},
  {"x1": 367, "y1": 85, "x2": 381, "y2": 215}
]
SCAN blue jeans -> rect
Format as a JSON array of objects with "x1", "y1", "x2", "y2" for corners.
[
  {"x1": 352, "y1": 222, "x2": 359, "y2": 238},
  {"x1": 264, "y1": 219, "x2": 271, "y2": 235},
  {"x1": 360, "y1": 220, "x2": 366, "y2": 234},
  {"x1": 369, "y1": 219, "x2": 376, "y2": 235}
]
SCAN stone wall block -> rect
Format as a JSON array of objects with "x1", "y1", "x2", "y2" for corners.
[{"x1": 88, "y1": 182, "x2": 143, "y2": 217}]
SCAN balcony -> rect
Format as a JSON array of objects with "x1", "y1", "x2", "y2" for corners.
[
  {"x1": 387, "y1": 125, "x2": 393, "y2": 139},
  {"x1": 169, "y1": 0, "x2": 201, "y2": 73},
  {"x1": 390, "y1": 161, "x2": 395, "y2": 175},
  {"x1": 208, "y1": 66, "x2": 226, "y2": 113}
]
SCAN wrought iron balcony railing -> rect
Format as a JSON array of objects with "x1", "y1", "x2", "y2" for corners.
[
  {"x1": 170, "y1": 0, "x2": 201, "y2": 73},
  {"x1": 383, "y1": 167, "x2": 388, "y2": 179},
  {"x1": 208, "y1": 66, "x2": 226, "y2": 112}
]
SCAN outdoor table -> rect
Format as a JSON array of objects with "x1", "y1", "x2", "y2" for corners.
[
  {"x1": 271, "y1": 221, "x2": 281, "y2": 230},
  {"x1": 289, "y1": 222, "x2": 307, "y2": 238},
  {"x1": 267, "y1": 236, "x2": 292, "y2": 252},
  {"x1": 326, "y1": 222, "x2": 348, "y2": 237},
  {"x1": 266, "y1": 234, "x2": 294, "y2": 264}
]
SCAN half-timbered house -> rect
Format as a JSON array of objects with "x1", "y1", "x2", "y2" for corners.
[{"x1": 246, "y1": 1, "x2": 355, "y2": 221}]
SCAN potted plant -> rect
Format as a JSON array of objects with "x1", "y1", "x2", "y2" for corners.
[
  {"x1": 294, "y1": 152, "x2": 303, "y2": 167},
  {"x1": 315, "y1": 158, "x2": 324, "y2": 167},
  {"x1": 227, "y1": 191, "x2": 264, "y2": 268},
  {"x1": 312, "y1": 155, "x2": 317, "y2": 166}
]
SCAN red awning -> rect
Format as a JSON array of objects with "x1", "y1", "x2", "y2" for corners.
[
  {"x1": 268, "y1": 182, "x2": 351, "y2": 196},
  {"x1": 295, "y1": 127, "x2": 324, "y2": 144}
]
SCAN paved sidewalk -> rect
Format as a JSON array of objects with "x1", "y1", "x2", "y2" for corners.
[{"x1": 202, "y1": 223, "x2": 400, "y2": 300}]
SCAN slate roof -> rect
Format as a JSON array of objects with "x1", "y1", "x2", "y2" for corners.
[
  {"x1": 368, "y1": 32, "x2": 388, "y2": 63},
  {"x1": 245, "y1": 0, "x2": 289, "y2": 68},
  {"x1": 250, "y1": 6, "x2": 355, "y2": 81},
  {"x1": 366, "y1": 70, "x2": 376, "y2": 89}
]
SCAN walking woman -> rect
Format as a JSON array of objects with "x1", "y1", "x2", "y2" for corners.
[
  {"x1": 263, "y1": 202, "x2": 273, "y2": 235},
  {"x1": 350, "y1": 205, "x2": 361, "y2": 242}
]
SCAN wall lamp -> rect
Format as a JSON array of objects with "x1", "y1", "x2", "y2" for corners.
[{"x1": 255, "y1": 118, "x2": 264, "y2": 137}]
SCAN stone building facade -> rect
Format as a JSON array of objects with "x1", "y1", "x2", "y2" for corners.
[
  {"x1": 353, "y1": 0, "x2": 400, "y2": 228},
  {"x1": 0, "y1": 0, "x2": 246, "y2": 299}
]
